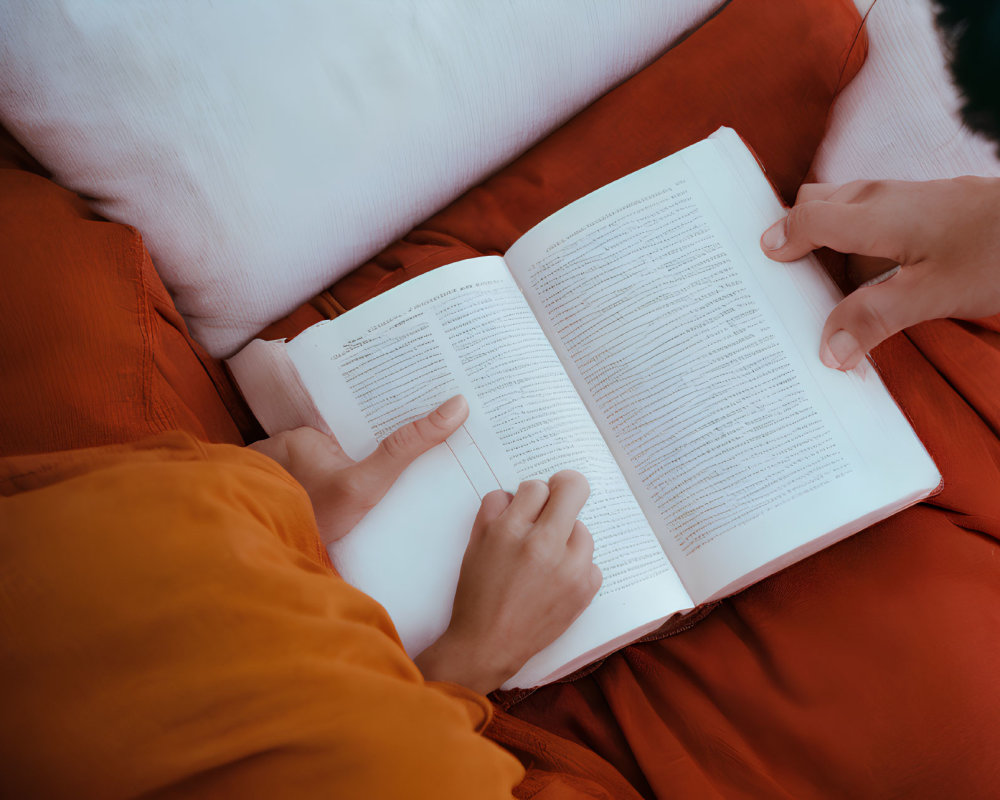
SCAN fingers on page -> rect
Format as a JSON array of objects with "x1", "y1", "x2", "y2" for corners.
[
  {"x1": 536, "y1": 470, "x2": 590, "y2": 538},
  {"x1": 476, "y1": 489, "x2": 513, "y2": 525},
  {"x1": 363, "y1": 395, "x2": 469, "y2": 482},
  {"x1": 504, "y1": 480, "x2": 551, "y2": 524},
  {"x1": 763, "y1": 201, "x2": 885, "y2": 261}
]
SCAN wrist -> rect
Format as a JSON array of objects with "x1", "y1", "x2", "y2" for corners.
[{"x1": 414, "y1": 629, "x2": 513, "y2": 695}]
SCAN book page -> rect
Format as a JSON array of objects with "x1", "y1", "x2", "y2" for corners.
[
  {"x1": 242, "y1": 256, "x2": 692, "y2": 688},
  {"x1": 504, "y1": 128, "x2": 939, "y2": 604}
]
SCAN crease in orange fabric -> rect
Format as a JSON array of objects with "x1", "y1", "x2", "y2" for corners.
[{"x1": 0, "y1": 432, "x2": 523, "y2": 798}]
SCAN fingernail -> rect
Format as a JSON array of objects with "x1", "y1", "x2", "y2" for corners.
[
  {"x1": 761, "y1": 219, "x2": 787, "y2": 251},
  {"x1": 821, "y1": 329, "x2": 860, "y2": 370},
  {"x1": 437, "y1": 394, "x2": 467, "y2": 421},
  {"x1": 859, "y1": 264, "x2": 900, "y2": 288}
]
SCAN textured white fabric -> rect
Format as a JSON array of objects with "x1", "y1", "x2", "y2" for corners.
[
  {"x1": 0, "y1": 0, "x2": 723, "y2": 356},
  {"x1": 814, "y1": 0, "x2": 1000, "y2": 184}
]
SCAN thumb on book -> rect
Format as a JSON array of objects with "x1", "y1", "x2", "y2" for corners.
[
  {"x1": 818, "y1": 267, "x2": 938, "y2": 370},
  {"x1": 353, "y1": 394, "x2": 469, "y2": 493},
  {"x1": 761, "y1": 194, "x2": 902, "y2": 265}
]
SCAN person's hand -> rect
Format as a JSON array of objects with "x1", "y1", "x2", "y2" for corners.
[
  {"x1": 414, "y1": 472, "x2": 602, "y2": 695},
  {"x1": 248, "y1": 395, "x2": 469, "y2": 544},
  {"x1": 760, "y1": 177, "x2": 1000, "y2": 370}
]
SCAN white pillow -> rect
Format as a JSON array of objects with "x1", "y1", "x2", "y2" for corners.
[
  {"x1": 0, "y1": 0, "x2": 723, "y2": 357},
  {"x1": 814, "y1": 0, "x2": 1000, "y2": 184}
]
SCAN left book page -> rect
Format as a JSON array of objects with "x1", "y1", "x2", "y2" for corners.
[{"x1": 229, "y1": 256, "x2": 693, "y2": 689}]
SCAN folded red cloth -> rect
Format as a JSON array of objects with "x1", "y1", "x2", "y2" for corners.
[{"x1": 0, "y1": 130, "x2": 255, "y2": 456}]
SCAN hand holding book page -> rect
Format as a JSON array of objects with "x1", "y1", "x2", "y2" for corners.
[
  {"x1": 248, "y1": 397, "x2": 605, "y2": 695},
  {"x1": 414, "y1": 470, "x2": 603, "y2": 695},
  {"x1": 760, "y1": 177, "x2": 1000, "y2": 370},
  {"x1": 247, "y1": 395, "x2": 469, "y2": 545},
  {"x1": 229, "y1": 127, "x2": 940, "y2": 689}
]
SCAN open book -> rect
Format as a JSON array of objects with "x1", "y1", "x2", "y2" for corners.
[{"x1": 229, "y1": 128, "x2": 940, "y2": 690}]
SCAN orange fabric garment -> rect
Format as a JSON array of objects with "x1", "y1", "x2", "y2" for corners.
[
  {"x1": 0, "y1": 132, "x2": 255, "y2": 456},
  {"x1": 0, "y1": 433, "x2": 523, "y2": 797}
]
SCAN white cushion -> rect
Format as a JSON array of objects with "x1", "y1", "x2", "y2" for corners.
[
  {"x1": 0, "y1": 0, "x2": 723, "y2": 357},
  {"x1": 814, "y1": 0, "x2": 1000, "y2": 184}
]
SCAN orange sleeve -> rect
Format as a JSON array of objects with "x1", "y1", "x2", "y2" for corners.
[{"x1": 0, "y1": 432, "x2": 522, "y2": 798}]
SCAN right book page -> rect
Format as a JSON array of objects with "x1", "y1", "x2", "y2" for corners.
[{"x1": 504, "y1": 127, "x2": 941, "y2": 606}]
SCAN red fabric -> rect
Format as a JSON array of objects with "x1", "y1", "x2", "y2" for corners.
[
  {"x1": 0, "y1": 128, "x2": 255, "y2": 455},
  {"x1": 263, "y1": 0, "x2": 1000, "y2": 796}
]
